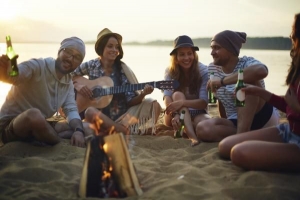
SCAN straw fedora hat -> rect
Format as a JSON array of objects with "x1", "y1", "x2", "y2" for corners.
[
  {"x1": 94, "y1": 28, "x2": 122, "y2": 55},
  {"x1": 170, "y1": 35, "x2": 199, "y2": 55}
]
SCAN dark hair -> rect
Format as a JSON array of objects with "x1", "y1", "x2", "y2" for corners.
[
  {"x1": 96, "y1": 35, "x2": 124, "y2": 65},
  {"x1": 286, "y1": 13, "x2": 300, "y2": 85}
]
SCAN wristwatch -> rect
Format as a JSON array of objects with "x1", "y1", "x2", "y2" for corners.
[{"x1": 74, "y1": 127, "x2": 85, "y2": 135}]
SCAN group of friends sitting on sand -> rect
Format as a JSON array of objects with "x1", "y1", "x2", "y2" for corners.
[{"x1": 0, "y1": 13, "x2": 299, "y2": 172}]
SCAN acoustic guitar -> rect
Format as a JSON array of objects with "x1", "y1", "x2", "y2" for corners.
[{"x1": 74, "y1": 76, "x2": 179, "y2": 113}]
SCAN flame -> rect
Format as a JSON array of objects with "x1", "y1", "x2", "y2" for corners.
[
  {"x1": 103, "y1": 143, "x2": 108, "y2": 152},
  {"x1": 88, "y1": 114, "x2": 104, "y2": 136},
  {"x1": 102, "y1": 170, "x2": 111, "y2": 180},
  {"x1": 108, "y1": 126, "x2": 115, "y2": 135}
]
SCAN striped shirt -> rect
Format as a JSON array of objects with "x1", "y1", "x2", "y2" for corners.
[{"x1": 208, "y1": 56, "x2": 266, "y2": 119}]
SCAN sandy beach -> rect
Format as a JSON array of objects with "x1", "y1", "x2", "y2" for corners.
[{"x1": 0, "y1": 106, "x2": 299, "y2": 200}]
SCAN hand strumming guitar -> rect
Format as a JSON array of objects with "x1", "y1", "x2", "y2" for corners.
[{"x1": 73, "y1": 79, "x2": 93, "y2": 99}]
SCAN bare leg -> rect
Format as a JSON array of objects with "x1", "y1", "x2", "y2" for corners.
[
  {"x1": 55, "y1": 121, "x2": 95, "y2": 139},
  {"x1": 84, "y1": 107, "x2": 128, "y2": 135},
  {"x1": 172, "y1": 92, "x2": 200, "y2": 146},
  {"x1": 193, "y1": 113, "x2": 211, "y2": 143},
  {"x1": 237, "y1": 94, "x2": 262, "y2": 133},
  {"x1": 163, "y1": 111, "x2": 172, "y2": 127},
  {"x1": 231, "y1": 141, "x2": 300, "y2": 171},
  {"x1": 196, "y1": 117, "x2": 237, "y2": 142},
  {"x1": 218, "y1": 126, "x2": 283, "y2": 159},
  {"x1": 13, "y1": 108, "x2": 60, "y2": 145}
]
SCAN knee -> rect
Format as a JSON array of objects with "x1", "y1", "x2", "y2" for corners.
[
  {"x1": 172, "y1": 91, "x2": 185, "y2": 99},
  {"x1": 24, "y1": 108, "x2": 44, "y2": 124},
  {"x1": 84, "y1": 107, "x2": 100, "y2": 122},
  {"x1": 83, "y1": 122, "x2": 96, "y2": 137},
  {"x1": 196, "y1": 121, "x2": 214, "y2": 142},
  {"x1": 218, "y1": 138, "x2": 232, "y2": 159},
  {"x1": 230, "y1": 143, "x2": 249, "y2": 169}
]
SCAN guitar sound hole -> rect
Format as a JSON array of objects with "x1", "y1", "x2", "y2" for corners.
[{"x1": 92, "y1": 88, "x2": 102, "y2": 98}]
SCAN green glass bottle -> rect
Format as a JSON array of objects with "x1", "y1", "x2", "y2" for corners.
[
  {"x1": 208, "y1": 72, "x2": 217, "y2": 104},
  {"x1": 235, "y1": 69, "x2": 245, "y2": 107},
  {"x1": 6, "y1": 35, "x2": 18, "y2": 77},
  {"x1": 174, "y1": 110, "x2": 185, "y2": 139}
]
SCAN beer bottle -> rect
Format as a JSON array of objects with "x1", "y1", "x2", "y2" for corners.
[
  {"x1": 174, "y1": 110, "x2": 185, "y2": 139},
  {"x1": 208, "y1": 72, "x2": 217, "y2": 104},
  {"x1": 6, "y1": 35, "x2": 18, "y2": 77},
  {"x1": 235, "y1": 69, "x2": 245, "y2": 107}
]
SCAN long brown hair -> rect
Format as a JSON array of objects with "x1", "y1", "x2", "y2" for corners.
[
  {"x1": 96, "y1": 35, "x2": 124, "y2": 66},
  {"x1": 286, "y1": 13, "x2": 300, "y2": 85},
  {"x1": 166, "y1": 49, "x2": 202, "y2": 95}
]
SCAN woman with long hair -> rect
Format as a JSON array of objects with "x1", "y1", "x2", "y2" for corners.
[
  {"x1": 163, "y1": 35, "x2": 211, "y2": 146},
  {"x1": 72, "y1": 28, "x2": 162, "y2": 135}
]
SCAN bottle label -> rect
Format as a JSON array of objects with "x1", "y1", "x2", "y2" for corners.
[{"x1": 236, "y1": 90, "x2": 245, "y2": 101}]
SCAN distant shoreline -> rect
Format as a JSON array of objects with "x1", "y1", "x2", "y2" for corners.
[{"x1": 4, "y1": 37, "x2": 292, "y2": 51}]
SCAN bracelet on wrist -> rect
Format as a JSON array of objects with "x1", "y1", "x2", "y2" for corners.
[{"x1": 220, "y1": 77, "x2": 225, "y2": 86}]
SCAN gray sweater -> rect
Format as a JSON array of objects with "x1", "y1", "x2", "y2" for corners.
[{"x1": 0, "y1": 57, "x2": 80, "y2": 122}]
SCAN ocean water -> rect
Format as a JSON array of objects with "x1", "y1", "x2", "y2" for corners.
[{"x1": 0, "y1": 43, "x2": 291, "y2": 108}]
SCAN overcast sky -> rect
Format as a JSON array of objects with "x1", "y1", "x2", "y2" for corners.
[{"x1": 0, "y1": 0, "x2": 299, "y2": 42}]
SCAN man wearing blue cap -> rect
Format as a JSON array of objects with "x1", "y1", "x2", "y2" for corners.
[
  {"x1": 0, "y1": 37, "x2": 92, "y2": 147},
  {"x1": 196, "y1": 30, "x2": 280, "y2": 142}
]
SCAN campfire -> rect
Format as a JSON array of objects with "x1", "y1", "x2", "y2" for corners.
[{"x1": 78, "y1": 115, "x2": 143, "y2": 198}]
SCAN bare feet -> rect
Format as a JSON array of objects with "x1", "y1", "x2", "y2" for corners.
[{"x1": 190, "y1": 139, "x2": 200, "y2": 147}]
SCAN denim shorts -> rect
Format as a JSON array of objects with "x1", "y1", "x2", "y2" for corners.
[{"x1": 277, "y1": 123, "x2": 300, "y2": 148}]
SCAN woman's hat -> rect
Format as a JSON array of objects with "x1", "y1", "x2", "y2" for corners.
[
  {"x1": 94, "y1": 28, "x2": 122, "y2": 55},
  {"x1": 170, "y1": 35, "x2": 199, "y2": 55}
]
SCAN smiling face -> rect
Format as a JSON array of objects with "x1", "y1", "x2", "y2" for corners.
[
  {"x1": 56, "y1": 48, "x2": 83, "y2": 78},
  {"x1": 210, "y1": 41, "x2": 231, "y2": 66},
  {"x1": 102, "y1": 37, "x2": 120, "y2": 62},
  {"x1": 176, "y1": 47, "x2": 195, "y2": 70}
]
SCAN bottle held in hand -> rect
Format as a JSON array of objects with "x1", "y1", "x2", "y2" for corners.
[
  {"x1": 235, "y1": 69, "x2": 245, "y2": 107},
  {"x1": 208, "y1": 72, "x2": 217, "y2": 104},
  {"x1": 6, "y1": 35, "x2": 18, "y2": 77},
  {"x1": 174, "y1": 110, "x2": 185, "y2": 139}
]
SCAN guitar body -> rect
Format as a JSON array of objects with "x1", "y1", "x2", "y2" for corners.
[
  {"x1": 74, "y1": 76, "x2": 114, "y2": 113},
  {"x1": 74, "y1": 76, "x2": 179, "y2": 113}
]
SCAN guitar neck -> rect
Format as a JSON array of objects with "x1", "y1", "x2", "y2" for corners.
[{"x1": 93, "y1": 82, "x2": 156, "y2": 97}]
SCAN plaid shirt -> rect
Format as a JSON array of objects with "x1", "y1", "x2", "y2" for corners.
[{"x1": 71, "y1": 58, "x2": 136, "y2": 120}]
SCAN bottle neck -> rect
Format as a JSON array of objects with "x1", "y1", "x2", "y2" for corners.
[
  {"x1": 238, "y1": 71, "x2": 243, "y2": 80},
  {"x1": 6, "y1": 36, "x2": 12, "y2": 47},
  {"x1": 6, "y1": 41, "x2": 12, "y2": 48},
  {"x1": 180, "y1": 112, "x2": 185, "y2": 120}
]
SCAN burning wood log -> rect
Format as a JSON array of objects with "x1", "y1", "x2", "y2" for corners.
[{"x1": 78, "y1": 133, "x2": 143, "y2": 198}]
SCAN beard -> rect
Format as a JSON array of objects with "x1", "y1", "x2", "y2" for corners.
[{"x1": 55, "y1": 58, "x2": 74, "y2": 75}]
